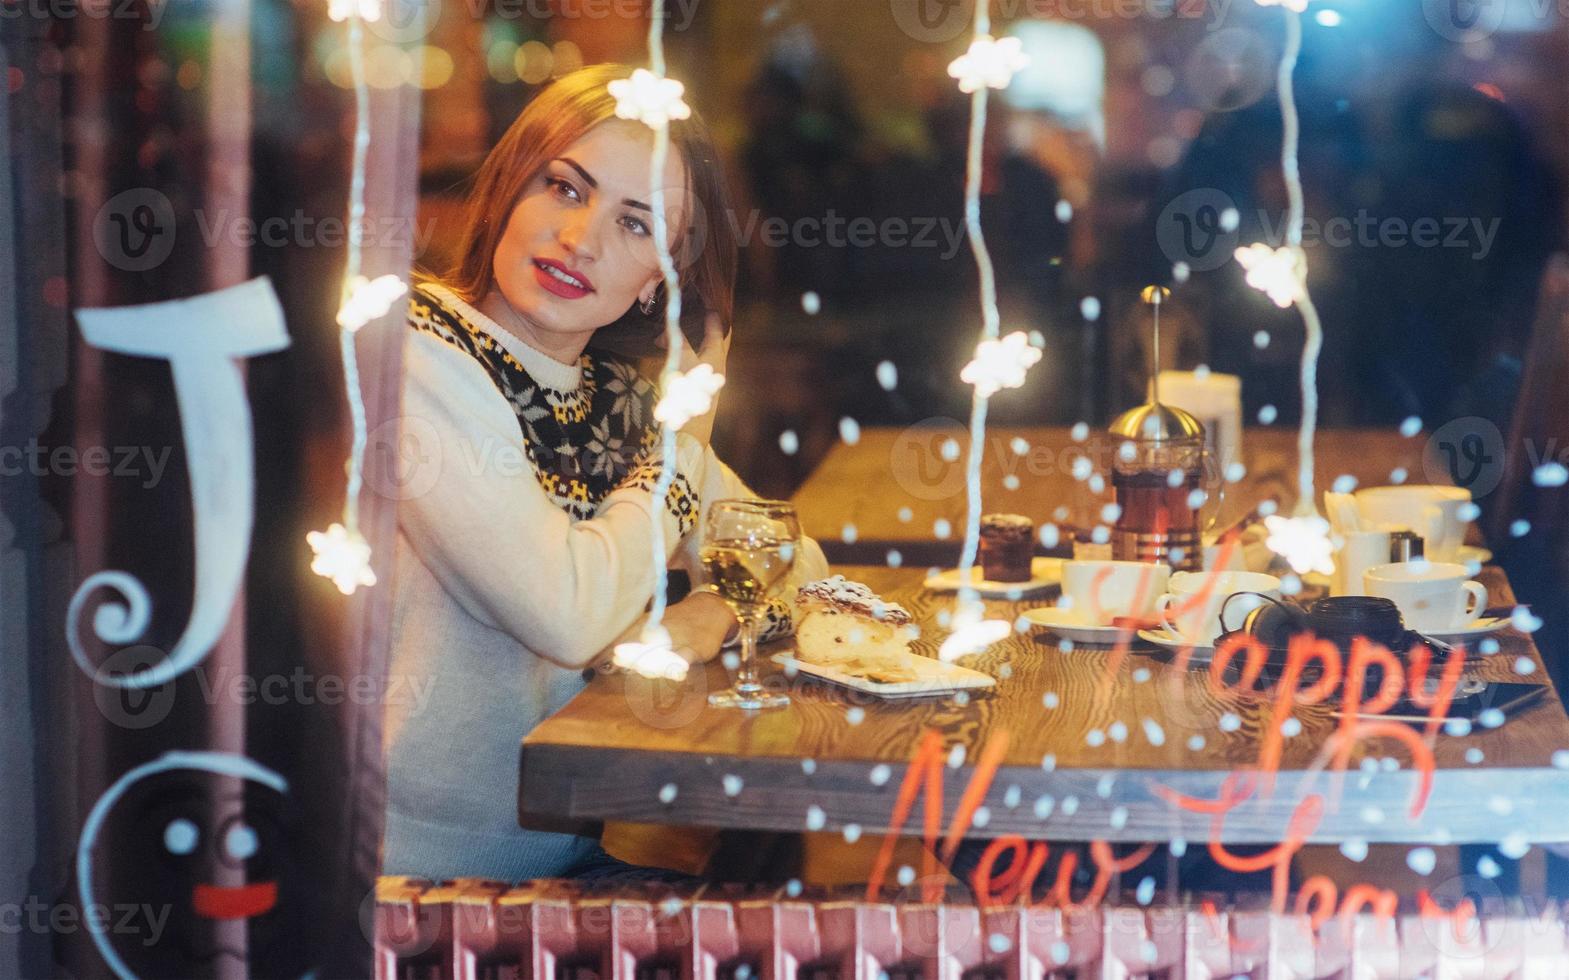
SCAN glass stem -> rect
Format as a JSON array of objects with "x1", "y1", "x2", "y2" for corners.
[{"x1": 735, "y1": 607, "x2": 760, "y2": 693}]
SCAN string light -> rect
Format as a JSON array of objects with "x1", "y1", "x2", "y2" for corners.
[
  {"x1": 609, "y1": 68, "x2": 692, "y2": 129},
  {"x1": 1263, "y1": 513, "x2": 1335, "y2": 576},
  {"x1": 327, "y1": 0, "x2": 382, "y2": 22},
  {"x1": 1233, "y1": 243, "x2": 1305, "y2": 309},
  {"x1": 947, "y1": 34, "x2": 1029, "y2": 94},
  {"x1": 337, "y1": 274, "x2": 408, "y2": 332},
  {"x1": 653, "y1": 363, "x2": 725, "y2": 429},
  {"x1": 1244, "y1": 1, "x2": 1330, "y2": 566},
  {"x1": 307, "y1": 522, "x2": 377, "y2": 595},
  {"x1": 947, "y1": 0, "x2": 1016, "y2": 658},
  {"x1": 632, "y1": 5, "x2": 699, "y2": 640},
  {"x1": 938, "y1": 599, "x2": 1013, "y2": 662},
  {"x1": 612, "y1": 628, "x2": 691, "y2": 682},
  {"x1": 307, "y1": 0, "x2": 385, "y2": 595},
  {"x1": 961, "y1": 330, "x2": 1042, "y2": 397}
]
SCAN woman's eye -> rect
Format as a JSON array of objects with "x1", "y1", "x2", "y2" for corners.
[
  {"x1": 546, "y1": 177, "x2": 580, "y2": 202},
  {"x1": 622, "y1": 215, "x2": 651, "y2": 237}
]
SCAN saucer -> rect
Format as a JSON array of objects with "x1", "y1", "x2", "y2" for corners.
[
  {"x1": 1022, "y1": 607, "x2": 1143, "y2": 645},
  {"x1": 1137, "y1": 627, "x2": 1216, "y2": 656},
  {"x1": 1455, "y1": 545, "x2": 1493, "y2": 573},
  {"x1": 924, "y1": 557, "x2": 1064, "y2": 598},
  {"x1": 1422, "y1": 616, "x2": 1511, "y2": 642}
]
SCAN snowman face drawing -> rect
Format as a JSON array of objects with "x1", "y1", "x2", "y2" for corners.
[{"x1": 78, "y1": 751, "x2": 312, "y2": 980}]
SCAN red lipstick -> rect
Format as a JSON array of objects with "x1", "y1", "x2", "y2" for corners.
[{"x1": 533, "y1": 258, "x2": 594, "y2": 299}]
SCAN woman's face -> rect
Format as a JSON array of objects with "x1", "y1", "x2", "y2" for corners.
[{"x1": 489, "y1": 120, "x2": 691, "y2": 352}]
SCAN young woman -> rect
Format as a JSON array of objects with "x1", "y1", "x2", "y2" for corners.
[{"x1": 383, "y1": 64, "x2": 829, "y2": 882}]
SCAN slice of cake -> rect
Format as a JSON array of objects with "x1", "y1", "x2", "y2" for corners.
[
  {"x1": 979, "y1": 513, "x2": 1034, "y2": 582},
  {"x1": 794, "y1": 576, "x2": 922, "y2": 685}
]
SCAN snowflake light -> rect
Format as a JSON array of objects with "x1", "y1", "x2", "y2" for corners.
[
  {"x1": 613, "y1": 627, "x2": 690, "y2": 681},
  {"x1": 960, "y1": 331, "x2": 1041, "y2": 397},
  {"x1": 1254, "y1": 0, "x2": 1309, "y2": 10},
  {"x1": 327, "y1": 0, "x2": 382, "y2": 21},
  {"x1": 307, "y1": 522, "x2": 377, "y2": 595},
  {"x1": 1235, "y1": 243, "x2": 1307, "y2": 309},
  {"x1": 947, "y1": 35, "x2": 1029, "y2": 94},
  {"x1": 1263, "y1": 513, "x2": 1335, "y2": 576},
  {"x1": 337, "y1": 274, "x2": 407, "y2": 332},
  {"x1": 654, "y1": 363, "x2": 725, "y2": 429},
  {"x1": 609, "y1": 69, "x2": 692, "y2": 130},
  {"x1": 938, "y1": 600, "x2": 1011, "y2": 662}
]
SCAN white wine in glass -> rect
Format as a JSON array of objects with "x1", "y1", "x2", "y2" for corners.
[{"x1": 700, "y1": 499, "x2": 800, "y2": 710}]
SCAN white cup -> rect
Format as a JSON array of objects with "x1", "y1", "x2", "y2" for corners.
[
  {"x1": 1155, "y1": 370, "x2": 1243, "y2": 470},
  {"x1": 1363, "y1": 561, "x2": 1488, "y2": 632},
  {"x1": 1061, "y1": 560, "x2": 1171, "y2": 626},
  {"x1": 1354, "y1": 485, "x2": 1472, "y2": 563},
  {"x1": 1331, "y1": 530, "x2": 1391, "y2": 597},
  {"x1": 1156, "y1": 570, "x2": 1281, "y2": 647}
]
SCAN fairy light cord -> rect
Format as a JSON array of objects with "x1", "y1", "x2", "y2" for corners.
[
  {"x1": 954, "y1": 0, "x2": 1001, "y2": 604},
  {"x1": 309, "y1": 0, "x2": 404, "y2": 595},
  {"x1": 643, "y1": 1, "x2": 684, "y2": 633},
  {"x1": 341, "y1": 9, "x2": 371, "y2": 530},
  {"x1": 935, "y1": 2, "x2": 1037, "y2": 660},
  {"x1": 1278, "y1": 10, "x2": 1324, "y2": 517}
]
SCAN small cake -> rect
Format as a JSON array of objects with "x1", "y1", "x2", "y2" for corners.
[
  {"x1": 794, "y1": 576, "x2": 922, "y2": 684},
  {"x1": 979, "y1": 513, "x2": 1035, "y2": 582}
]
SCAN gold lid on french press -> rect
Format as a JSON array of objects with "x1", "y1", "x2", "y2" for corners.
[{"x1": 1107, "y1": 285, "x2": 1204, "y2": 445}]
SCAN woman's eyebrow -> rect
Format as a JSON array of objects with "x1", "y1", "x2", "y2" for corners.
[{"x1": 555, "y1": 157, "x2": 652, "y2": 213}]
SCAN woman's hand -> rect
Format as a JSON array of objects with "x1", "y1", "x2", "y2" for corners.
[
  {"x1": 656, "y1": 311, "x2": 729, "y2": 446},
  {"x1": 658, "y1": 589, "x2": 739, "y2": 666}
]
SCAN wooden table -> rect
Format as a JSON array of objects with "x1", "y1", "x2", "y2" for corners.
[
  {"x1": 520, "y1": 565, "x2": 1567, "y2": 846},
  {"x1": 789, "y1": 427, "x2": 1430, "y2": 563}
]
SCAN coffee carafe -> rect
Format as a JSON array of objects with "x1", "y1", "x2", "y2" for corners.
[{"x1": 1108, "y1": 287, "x2": 1211, "y2": 572}]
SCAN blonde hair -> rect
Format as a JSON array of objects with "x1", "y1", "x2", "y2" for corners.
[{"x1": 446, "y1": 63, "x2": 736, "y2": 333}]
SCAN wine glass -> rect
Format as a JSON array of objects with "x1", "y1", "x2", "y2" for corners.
[{"x1": 699, "y1": 499, "x2": 801, "y2": 710}]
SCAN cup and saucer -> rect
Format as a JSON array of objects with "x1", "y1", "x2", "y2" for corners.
[
  {"x1": 1022, "y1": 560, "x2": 1169, "y2": 646},
  {"x1": 1137, "y1": 570, "x2": 1283, "y2": 657},
  {"x1": 1363, "y1": 561, "x2": 1509, "y2": 642}
]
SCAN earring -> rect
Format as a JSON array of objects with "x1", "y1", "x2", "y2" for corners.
[{"x1": 639, "y1": 292, "x2": 657, "y2": 316}]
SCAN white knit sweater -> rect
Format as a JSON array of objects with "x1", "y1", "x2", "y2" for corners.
[{"x1": 382, "y1": 286, "x2": 828, "y2": 881}]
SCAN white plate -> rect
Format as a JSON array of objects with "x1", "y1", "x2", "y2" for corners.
[
  {"x1": 771, "y1": 650, "x2": 996, "y2": 700},
  {"x1": 923, "y1": 557, "x2": 1064, "y2": 598},
  {"x1": 1021, "y1": 607, "x2": 1143, "y2": 645},
  {"x1": 1423, "y1": 617, "x2": 1511, "y2": 642},
  {"x1": 1137, "y1": 627, "x2": 1216, "y2": 656}
]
